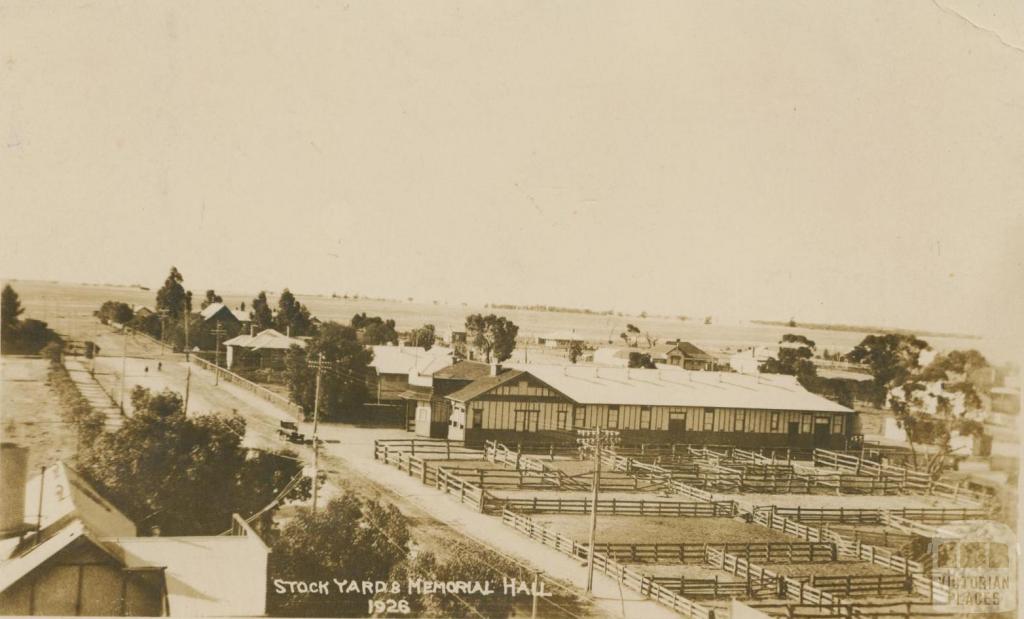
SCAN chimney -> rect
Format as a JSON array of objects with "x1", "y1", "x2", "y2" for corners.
[
  {"x1": 1, "y1": 443, "x2": 28, "y2": 538},
  {"x1": 489, "y1": 362, "x2": 501, "y2": 377}
]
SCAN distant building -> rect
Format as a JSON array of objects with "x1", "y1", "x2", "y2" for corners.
[
  {"x1": 223, "y1": 328, "x2": 306, "y2": 370},
  {"x1": 536, "y1": 330, "x2": 583, "y2": 348},
  {"x1": 198, "y1": 302, "x2": 249, "y2": 327},
  {"x1": 445, "y1": 364, "x2": 855, "y2": 449},
  {"x1": 368, "y1": 345, "x2": 454, "y2": 406},
  {"x1": 729, "y1": 346, "x2": 777, "y2": 374},
  {"x1": 0, "y1": 446, "x2": 268, "y2": 616},
  {"x1": 591, "y1": 342, "x2": 713, "y2": 369},
  {"x1": 403, "y1": 361, "x2": 492, "y2": 438},
  {"x1": 133, "y1": 306, "x2": 155, "y2": 320},
  {"x1": 663, "y1": 341, "x2": 715, "y2": 370}
]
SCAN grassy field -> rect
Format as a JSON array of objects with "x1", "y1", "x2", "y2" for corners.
[
  {"x1": 5, "y1": 279, "x2": 998, "y2": 359},
  {"x1": 532, "y1": 514, "x2": 795, "y2": 545},
  {"x1": 1, "y1": 356, "x2": 78, "y2": 470}
]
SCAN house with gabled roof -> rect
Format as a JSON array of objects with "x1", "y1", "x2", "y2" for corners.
[
  {"x1": 198, "y1": 302, "x2": 249, "y2": 327},
  {"x1": 0, "y1": 445, "x2": 269, "y2": 617}
]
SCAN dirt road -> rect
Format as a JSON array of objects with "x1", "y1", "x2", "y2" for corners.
[{"x1": 54, "y1": 323, "x2": 677, "y2": 618}]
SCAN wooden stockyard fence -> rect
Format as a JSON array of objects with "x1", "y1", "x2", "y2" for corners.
[
  {"x1": 377, "y1": 439, "x2": 957, "y2": 610},
  {"x1": 490, "y1": 496, "x2": 738, "y2": 517},
  {"x1": 500, "y1": 509, "x2": 719, "y2": 619},
  {"x1": 592, "y1": 541, "x2": 837, "y2": 564},
  {"x1": 767, "y1": 505, "x2": 990, "y2": 525},
  {"x1": 812, "y1": 449, "x2": 990, "y2": 506}
]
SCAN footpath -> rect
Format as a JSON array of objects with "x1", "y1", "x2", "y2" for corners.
[{"x1": 63, "y1": 358, "x2": 124, "y2": 430}]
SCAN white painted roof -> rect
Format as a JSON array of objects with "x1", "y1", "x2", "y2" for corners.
[
  {"x1": 110, "y1": 533, "x2": 268, "y2": 617},
  {"x1": 23, "y1": 462, "x2": 136, "y2": 539},
  {"x1": 370, "y1": 345, "x2": 454, "y2": 376},
  {"x1": 224, "y1": 328, "x2": 305, "y2": 351},
  {"x1": 508, "y1": 364, "x2": 853, "y2": 413}
]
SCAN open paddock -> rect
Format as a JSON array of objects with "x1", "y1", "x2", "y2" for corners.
[{"x1": 531, "y1": 514, "x2": 796, "y2": 545}]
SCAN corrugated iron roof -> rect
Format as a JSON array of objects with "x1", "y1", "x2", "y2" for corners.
[
  {"x1": 369, "y1": 345, "x2": 453, "y2": 376},
  {"x1": 448, "y1": 364, "x2": 852, "y2": 413}
]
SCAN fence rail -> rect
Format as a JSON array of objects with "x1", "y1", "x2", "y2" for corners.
[
  {"x1": 500, "y1": 509, "x2": 717, "y2": 619},
  {"x1": 808, "y1": 574, "x2": 911, "y2": 596},
  {"x1": 592, "y1": 541, "x2": 836, "y2": 565},
  {"x1": 813, "y1": 449, "x2": 988, "y2": 507},
  {"x1": 490, "y1": 496, "x2": 737, "y2": 517},
  {"x1": 189, "y1": 355, "x2": 304, "y2": 418},
  {"x1": 772, "y1": 505, "x2": 989, "y2": 525}
]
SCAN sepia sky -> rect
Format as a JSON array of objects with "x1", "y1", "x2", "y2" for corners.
[{"x1": 2, "y1": 1, "x2": 1022, "y2": 340}]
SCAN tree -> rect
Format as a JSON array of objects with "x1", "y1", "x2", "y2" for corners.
[
  {"x1": 2, "y1": 286, "x2": 61, "y2": 355},
  {"x1": 251, "y1": 291, "x2": 275, "y2": 331},
  {"x1": 628, "y1": 352, "x2": 656, "y2": 369},
  {"x1": 155, "y1": 267, "x2": 189, "y2": 319},
  {"x1": 268, "y1": 494, "x2": 411, "y2": 617},
  {"x1": 1, "y1": 284, "x2": 24, "y2": 339},
  {"x1": 464, "y1": 314, "x2": 519, "y2": 362},
  {"x1": 80, "y1": 386, "x2": 309, "y2": 536},
  {"x1": 888, "y1": 349, "x2": 991, "y2": 475},
  {"x1": 201, "y1": 289, "x2": 223, "y2": 309},
  {"x1": 620, "y1": 323, "x2": 641, "y2": 347},
  {"x1": 759, "y1": 333, "x2": 817, "y2": 386},
  {"x1": 409, "y1": 324, "x2": 436, "y2": 350},
  {"x1": 568, "y1": 340, "x2": 584, "y2": 364},
  {"x1": 351, "y1": 313, "x2": 398, "y2": 345},
  {"x1": 285, "y1": 322, "x2": 373, "y2": 421},
  {"x1": 276, "y1": 289, "x2": 314, "y2": 337},
  {"x1": 848, "y1": 333, "x2": 930, "y2": 407},
  {"x1": 97, "y1": 301, "x2": 134, "y2": 325}
]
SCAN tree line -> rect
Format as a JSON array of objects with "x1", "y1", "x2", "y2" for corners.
[
  {"x1": 1, "y1": 284, "x2": 63, "y2": 356},
  {"x1": 758, "y1": 331, "x2": 994, "y2": 474}
]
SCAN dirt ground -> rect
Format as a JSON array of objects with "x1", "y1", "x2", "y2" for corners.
[
  {"x1": 628, "y1": 562, "x2": 746, "y2": 581},
  {"x1": 723, "y1": 492, "x2": 963, "y2": 510},
  {"x1": 767, "y1": 560, "x2": 895, "y2": 578},
  {"x1": 1, "y1": 356, "x2": 79, "y2": 470},
  {"x1": 532, "y1": 514, "x2": 796, "y2": 544}
]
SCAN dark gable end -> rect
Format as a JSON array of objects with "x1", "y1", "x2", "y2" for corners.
[{"x1": 446, "y1": 369, "x2": 577, "y2": 405}]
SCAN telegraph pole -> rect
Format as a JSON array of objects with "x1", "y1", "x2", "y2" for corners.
[
  {"x1": 307, "y1": 352, "x2": 331, "y2": 513},
  {"x1": 211, "y1": 322, "x2": 227, "y2": 385},
  {"x1": 577, "y1": 427, "x2": 620, "y2": 593},
  {"x1": 183, "y1": 297, "x2": 190, "y2": 361},
  {"x1": 183, "y1": 364, "x2": 191, "y2": 415},
  {"x1": 119, "y1": 326, "x2": 128, "y2": 413}
]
